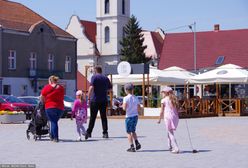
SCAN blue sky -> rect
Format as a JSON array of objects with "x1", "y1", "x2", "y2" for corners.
[{"x1": 11, "y1": 0, "x2": 248, "y2": 33}]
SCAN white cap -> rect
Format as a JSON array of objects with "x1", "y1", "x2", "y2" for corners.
[
  {"x1": 76, "y1": 90, "x2": 83, "y2": 96},
  {"x1": 161, "y1": 86, "x2": 173, "y2": 93}
]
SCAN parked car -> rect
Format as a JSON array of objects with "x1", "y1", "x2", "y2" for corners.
[
  {"x1": 18, "y1": 95, "x2": 74, "y2": 118},
  {"x1": 0, "y1": 95, "x2": 34, "y2": 119},
  {"x1": 62, "y1": 95, "x2": 75, "y2": 118},
  {"x1": 18, "y1": 96, "x2": 39, "y2": 109}
]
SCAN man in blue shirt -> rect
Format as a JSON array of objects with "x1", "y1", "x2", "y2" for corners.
[{"x1": 86, "y1": 65, "x2": 112, "y2": 139}]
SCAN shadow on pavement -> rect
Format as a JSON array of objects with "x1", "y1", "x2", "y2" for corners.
[
  {"x1": 109, "y1": 136, "x2": 126, "y2": 139},
  {"x1": 180, "y1": 149, "x2": 212, "y2": 154},
  {"x1": 110, "y1": 136, "x2": 146, "y2": 139},
  {"x1": 60, "y1": 139, "x2": 99, "y2": 143},
  {"x1": 137, "y1": 149, "x2": 170, "y2": 153}
]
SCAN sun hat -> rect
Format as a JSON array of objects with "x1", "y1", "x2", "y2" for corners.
[
  {"x1": 76, "y1": 90, "x2": 83, "y2": 96},
  {"x1": 125, "y1": 83, "x2": 134, "y2": 91},
  {"x1": 161, "y1": 86, "x2": 173, "y2": 93}
]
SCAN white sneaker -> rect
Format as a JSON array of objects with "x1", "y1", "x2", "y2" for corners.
[
  {"x1": 171, "y1": 149, "x2": 179, "y2": 154},
  {"x1": 77, "y1": 136, "x2": 82, "y2": 141}
]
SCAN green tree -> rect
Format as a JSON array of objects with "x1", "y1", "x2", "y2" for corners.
[{"x1": 120, "y1": 15, "x2": 150, "y2": 64}]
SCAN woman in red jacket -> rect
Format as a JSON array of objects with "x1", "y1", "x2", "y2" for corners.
[{"x1": 41, "y1": 75, "x2": 64, "y2": 142}]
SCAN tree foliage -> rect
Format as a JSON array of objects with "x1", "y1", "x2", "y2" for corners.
[{"x1": 120, "y1": 15, "x2": 150, "y2": 64}]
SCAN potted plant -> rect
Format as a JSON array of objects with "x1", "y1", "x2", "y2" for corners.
[{"x1": 0, "y1": 110, "x2": 26, "y2": 124}]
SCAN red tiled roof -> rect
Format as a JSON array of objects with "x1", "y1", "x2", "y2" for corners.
[
  {"x1": 159, "y1": 29, "x2": 248, "y2": 71},
  {"x1": 0, "y1": 0, "x2": 74, "y2": 38},
  {"x1": 151, "y1": 31, "x2": 164, "y2": 56},
  {"x1": 80, "y1": 20, "x2": 96, "y2": 44},
  {"x1": 77, "y1": 71, "x2": 90, "y2": 92}
]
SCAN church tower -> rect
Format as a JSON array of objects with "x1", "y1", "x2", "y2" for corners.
[{"x1": 96, "y1": 0, "x2": 130, "y2": 57}]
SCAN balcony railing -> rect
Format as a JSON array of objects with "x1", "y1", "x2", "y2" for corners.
[{"x1": 29, "y1": 69, "x2": 64, "y2": 79}]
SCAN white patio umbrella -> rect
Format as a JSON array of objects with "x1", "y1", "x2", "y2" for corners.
[
  {"x1": 162, "y1": 66, "x2": 196, "y2": 84},
  {"x1": 187, "y1": 64, "x2": 248, "y2": 84},
  {"x1": 112, "y1": 66, "x2": 195, "y2": 85}
]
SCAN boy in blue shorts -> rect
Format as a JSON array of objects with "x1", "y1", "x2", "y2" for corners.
[{"x1": 123, "y1": 83, "x2": 141, "y2": 152}]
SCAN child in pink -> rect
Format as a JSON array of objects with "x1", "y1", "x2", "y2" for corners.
[
  {"x1": 71, "y1": 90, "x2": 87, "y2": 141},
  {"x1": 158, "y1": 86, "x2": 180, "y2": 154}
]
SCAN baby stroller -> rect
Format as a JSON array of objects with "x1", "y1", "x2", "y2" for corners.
[{"x1": 26, "y1": 101, "x2": 50, "y2": 141}]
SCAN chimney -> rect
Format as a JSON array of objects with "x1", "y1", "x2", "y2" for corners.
[{"x1": 214, "y1": 24, "x2": 220, "y2": 32}]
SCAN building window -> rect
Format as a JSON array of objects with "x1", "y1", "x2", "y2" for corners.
[
  {"x1": 65, "y1": 56, "x2": 71, "y2": 72},
  {"x1": 21, "y1": 85, "x2": 28, "y2": 96},
  {"x1": 48, "y1": 54, "x2": 54, "y2": 71},
  {"x1": 0, "y1": 79, "x2": 2, "y2": 94},
  {"x1": 122, "y1": 27, "x2": 126, "y2": 38},
  {"x1": 105, "y1": 26, "x2": 110, "y2": 43},
  {"x1": 122, "y1": 0, "x2": 125, "y2": 14},
  {"x1": 105, "y1": 0, "x2": 110, "y2": 14},
  {"x1": 8, "y1": 50, "x2": 16, "y2": 70},
  {"x1": 3, "y1": 85, "x2": 11, "y2": 95},
  {"x1": 30, "y1": 52, "x2": 37, "y2": 70}
]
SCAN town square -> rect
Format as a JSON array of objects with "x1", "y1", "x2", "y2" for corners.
[{"x1": 0, "y1": 0, "x2": 248, "y2": 168}]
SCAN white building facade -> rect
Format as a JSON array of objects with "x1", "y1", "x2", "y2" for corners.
[{"x1": 66, "y1": 0, "x2": 130, "y2": 75}]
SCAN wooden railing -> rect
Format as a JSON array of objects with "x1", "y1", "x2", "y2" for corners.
[
  {"x1": 202, "y1": 98, "x2": 216, "y2": 115},
  {"x1": 178, "y1": 98, "x2": 218, "y2": 117},
  {"x1": 217, "y1": 99, "x2": 240, "y2": 116},
  {"x1": 177, "y1": 98, "x2": 248, "y2": 117},
  {"x1": 240, "y1": 98, "x2": 248, "y2": 116}
]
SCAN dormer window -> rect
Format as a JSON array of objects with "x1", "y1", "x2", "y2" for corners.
[{"x1": 215, "y1": 56, "x2": 225, "y2": 65}]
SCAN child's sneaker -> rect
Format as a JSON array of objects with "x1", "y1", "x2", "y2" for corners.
[
  {"x1": 77, "y1": 136, "x2": 82, "y2": 141},
  {"x1": 171, "y1": 149, "x2": 179, "y2": 154},
  {"x1": 127, "y1": 146, "x2": 136, "y2": 152},
  {"x1": 135, "y1": 143, "x2": 141, "y2": 150}
]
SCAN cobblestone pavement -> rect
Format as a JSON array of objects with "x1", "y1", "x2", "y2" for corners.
[{"x1": 0, "y1": 117, "x2": 248, "y2": 168}]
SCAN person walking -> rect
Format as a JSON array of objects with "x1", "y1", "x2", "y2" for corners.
[
  {"x1": 123, "y1": 83, "x2": 141, "y2": 152},
  {"x1": 158, "y1": 86, "x2": 180, "y2": 153},
  {"x1": 85, "y1": 65, "x2": 112, "y2": 139},
  {"x1": 41, "y1": 75, "x2": 64, "y2": 142},
  {"x1": 71, "y1": 90, "x2": 87, "y2": 141}
]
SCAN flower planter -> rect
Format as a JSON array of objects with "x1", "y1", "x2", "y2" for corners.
[{"x1": 0, "y1": 114, "x2": 26, "y2": 124}]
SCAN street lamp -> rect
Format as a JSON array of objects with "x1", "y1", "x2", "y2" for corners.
[{"x1": 188, "y1": 22, "x2": 197, "y2": 72}]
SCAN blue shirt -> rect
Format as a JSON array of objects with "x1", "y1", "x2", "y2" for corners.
[{"x1": 90, "y1": 73, "x2": 112, "y2": 102}]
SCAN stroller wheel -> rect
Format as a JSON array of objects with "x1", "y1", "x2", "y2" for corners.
[{"x1": 34, "y1": 135, "x2": 37, "y2": 141}]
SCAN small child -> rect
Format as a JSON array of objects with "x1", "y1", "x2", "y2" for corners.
[
  {"x1": 158, "y1": 86, "x2": 180, "y2": 154},
  {"x1": 71, "y1": 90, "x2": 87, "y2": 141},
  {"x1": 123, "y1": 83, "x2": 141, "y2": 152}
]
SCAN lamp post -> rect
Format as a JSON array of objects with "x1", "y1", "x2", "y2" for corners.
[{"x1": 188, "y1": 22, "x2": 197, "y2": 72}]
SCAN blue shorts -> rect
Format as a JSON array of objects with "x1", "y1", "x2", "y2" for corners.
[{"x1": 125, "y1": 115, "x2": 138, "y2": 133}]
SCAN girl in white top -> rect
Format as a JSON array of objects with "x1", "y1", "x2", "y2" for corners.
[
  {"x1": 123, "y1": 83, "x2": 141, "y2": 152},
  {"x1": 158, "y1": 86, "x2": 180, "y2": 154}
]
